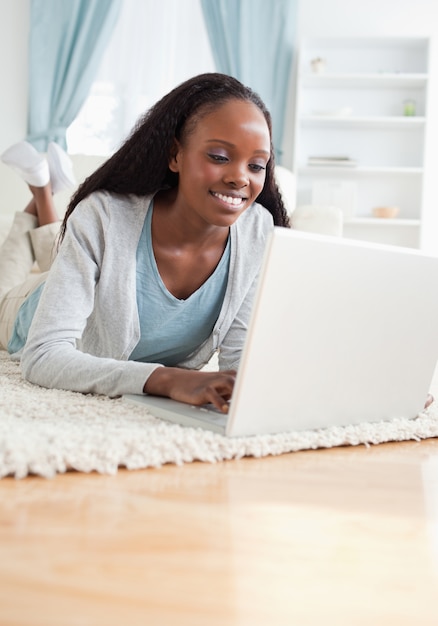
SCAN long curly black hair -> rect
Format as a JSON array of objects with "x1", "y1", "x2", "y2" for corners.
[{"x1": 60, "y1": 73, "x2": 290, "y2": 241}]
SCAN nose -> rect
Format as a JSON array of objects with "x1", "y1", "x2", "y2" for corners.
[{"x1": 223, "y1": 162, "x2": 249, "y2": 188}]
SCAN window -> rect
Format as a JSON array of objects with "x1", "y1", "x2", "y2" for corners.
[{"x1": 67, "y1": 0, "x2": 215, "y2": 155}]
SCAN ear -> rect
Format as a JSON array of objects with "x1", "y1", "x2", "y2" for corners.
[{"x1": 168, "y1": 139, "x2": 182, "y2": 173}]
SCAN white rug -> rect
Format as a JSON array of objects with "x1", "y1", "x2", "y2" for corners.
[{"x1": 1, "y1": 350, "x2": 438, "y2": 479}]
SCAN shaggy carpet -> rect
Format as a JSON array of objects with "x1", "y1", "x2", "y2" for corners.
[{"x1": 1, "y1": 350, "x2": 437, "y2": 479}]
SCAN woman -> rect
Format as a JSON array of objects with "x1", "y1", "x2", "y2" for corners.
[{"x1": 0, "y1": 73, "x2": 289, "y2": 412}]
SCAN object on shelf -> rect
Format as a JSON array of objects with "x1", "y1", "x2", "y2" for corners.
[
  {"x1": 403, "y1": 99, "x2": 416, "y2": 116},
  {"x1": 311, "y1": 107, "x2": 353, "y2": 117},
  {"x1": 372, "y1": 206, "x2": 400, "y2": 219},
  {"x1": 312, "y1": 180, "x2": 358, "y2": 221},
  {"x1": 308, "y1": 156, "x2": 357, "y2": 168},
  {"x1": 310, "y1": 57, "x2": 326, "y2": 73}
]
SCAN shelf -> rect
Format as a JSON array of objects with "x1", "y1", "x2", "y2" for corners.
[
  {"x1": 301, "y1": 73, "x2": 428, "y2": 89},
  {"x1": 298, "y1": 166, "x2": 423, "y2": 176},
  {"x1": 299, "y1": 115, "x2": 425, "y2": 129},
  {"x1": 301, "y1": 36, "x2": 429, "y2": 50},
  {"x1": 345, "y1": 218, "x2": 421, "y2": 227},
  {"x1": 293, "y1": 36, "x2": 430, "y2": 249}
]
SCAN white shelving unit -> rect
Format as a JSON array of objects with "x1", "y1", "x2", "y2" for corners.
[{"x1": 292, "y1": 37, "x2": 431, "y2": 248}]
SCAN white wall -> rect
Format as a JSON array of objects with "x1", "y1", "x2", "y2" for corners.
[
  {"x1": 0, "y1": 0, "x2": 31, "y2": 231},
  {"x1": 0, "y1": 0, "x2": 29, "y2": 151},
  {"x1": 297, "y1": 0, "x2": 438, "y2": 38}
]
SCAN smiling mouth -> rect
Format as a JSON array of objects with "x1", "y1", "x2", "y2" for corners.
[{"x1": 211, "y1": 191, "x2": 246, "y2": 207}]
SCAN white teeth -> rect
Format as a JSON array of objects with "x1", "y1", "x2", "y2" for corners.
[{"x1": 213, "y1": 192, "x2": 244, "y2": 206}]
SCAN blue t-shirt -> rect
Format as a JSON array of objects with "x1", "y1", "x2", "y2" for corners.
[
  {"x1": 7, "y1": 282, "x2": 45, "y2": 355},
  {"x1": 129, "y1": 205, "x2": 230, "y2": 365}
]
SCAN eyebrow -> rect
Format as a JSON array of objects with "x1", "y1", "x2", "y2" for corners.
[{"x1": 205, "y1": 139, "x2": 270, "y2": 156}]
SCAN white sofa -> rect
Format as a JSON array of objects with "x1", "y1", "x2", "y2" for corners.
[{"x1": 274, "y1": 165, "x2": 343, "y2": 237}]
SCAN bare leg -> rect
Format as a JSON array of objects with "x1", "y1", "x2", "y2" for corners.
[
  {"x1": 28, "y1": 183, "x2": 59, "y2": 226},
  {"x1": 23, "y1": 197, "x2": 37, "y2": 217}
]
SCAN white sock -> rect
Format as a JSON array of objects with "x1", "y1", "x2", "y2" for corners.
[
  {"x1": 1, "y1": 141, "x2": 50, "y2": 187},
  {"x1": 47, "y1": 142, "x2": 77, "y2": 195}
]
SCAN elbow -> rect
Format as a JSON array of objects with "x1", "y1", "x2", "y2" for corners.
[
  {"x1": 20, "y1": 346, "x2": 40, "y2": 386},
  {"x1": 20, "y1": 342, "x2": 51, "y2": 389}
]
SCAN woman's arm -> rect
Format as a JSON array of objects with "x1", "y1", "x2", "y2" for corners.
[{"x1": 21, "y1": 197, "x2": 161, "y2": 397}]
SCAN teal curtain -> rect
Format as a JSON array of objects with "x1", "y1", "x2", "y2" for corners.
[
  {"x1": 200, "y1": 0, "x2": 298, "y2": 162},
  {"x1": 27, "y1": 0, "x2": 122, "y2": 151}
]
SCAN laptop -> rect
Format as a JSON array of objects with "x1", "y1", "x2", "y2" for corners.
[{"x1": 124, "y1": 228, "x2": 438, "y2": 437}]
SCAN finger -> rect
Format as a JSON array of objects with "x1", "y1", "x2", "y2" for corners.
[
  {"x1": 205, "y1": 372, "x2": 236, "y2": 392},
  {"x1": 204, "y1": 385, "x2": 233, "y2": 413},
  {"x1": 210, "y1": 395, "x2": 230, "y2": 413}
]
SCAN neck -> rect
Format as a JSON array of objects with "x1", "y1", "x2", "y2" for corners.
[{"x1": 152, "y1": 189, "x2": 230, "y2": 249}]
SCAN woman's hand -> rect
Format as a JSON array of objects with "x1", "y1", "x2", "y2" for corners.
[{"x1": 143, "y1": 368, "x2": 237, "y2": 413}]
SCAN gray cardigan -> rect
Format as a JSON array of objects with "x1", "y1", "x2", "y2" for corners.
[{"x1": 21, "y1": 191, "x2": 273, "y2": 397}]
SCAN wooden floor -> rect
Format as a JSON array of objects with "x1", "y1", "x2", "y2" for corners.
[{"x1": 1, "y1": 438, "x2": 438, "y2": 625}]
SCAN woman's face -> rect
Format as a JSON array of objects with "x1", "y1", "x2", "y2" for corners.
[{"x1": 169, "y1": 99, "x2": 271, "y2": 229}]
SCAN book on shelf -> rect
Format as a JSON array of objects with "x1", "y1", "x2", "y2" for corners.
[{"x1": 308, "y1": 156, "x2": 357, "y2": 168}]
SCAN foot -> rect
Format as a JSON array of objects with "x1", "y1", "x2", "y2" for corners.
[
  {"x1": 1, "y1": 141, "x2": 50, "y2": 187},
  {"x1": 47, "y1": 142, "x2": 77, "y2": 194}
]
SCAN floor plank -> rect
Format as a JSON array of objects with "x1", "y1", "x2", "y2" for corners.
[{"x1": 1, "y1": 438, "x2": 438, "y2": 625}]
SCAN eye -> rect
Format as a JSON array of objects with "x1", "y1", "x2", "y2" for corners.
[
  {"x1": 249, "y1": 163, "x2": 266, "y2": 172},
  {"x1": 208, "y1": 153, "x2": 228, "y2": 163}
]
